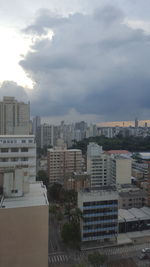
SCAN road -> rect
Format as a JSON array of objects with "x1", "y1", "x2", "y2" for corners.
[
  {"x1": 49, "y1": 212, "x2": 150, "y2": 266},
  {"x1": 48, "y1": 242, "x2": 150, "y2": 266},
  {"x1": 49, "y1": 214, "x2": 64, "y2": 253}
]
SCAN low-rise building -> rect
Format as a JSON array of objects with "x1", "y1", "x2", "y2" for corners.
[
  {"x1": 118, "y1": 187, "x2": 147, "y2": 209},
  {"x1": 64, "y1": 172, "x2": 90, "y2": 191},
  {"x1": 119, "y1": 206, "x2": 150, "y2": 233}
]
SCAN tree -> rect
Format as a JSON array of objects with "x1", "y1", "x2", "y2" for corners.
[
  {"x1": 72, "y1": 262, "x2": 87, "y2": 267},
  {"x1": 88, "y1": 252, "x2": 107, "y2": 267},
  {"x1": 70, "y1": 208, "x2": 83, "y2": 223},
  {"x1": 36, "y1": 170, "x2": 49, "y2": 187},
  {"x1": 61, "y1": 222, "x2": 81, "y2": 247},
  {"x1": 48, "y1": 183, "x2": 62, "y2": 201},
  {"x1": 49, "y1": 204, "x2": 58, "y2": 215}
]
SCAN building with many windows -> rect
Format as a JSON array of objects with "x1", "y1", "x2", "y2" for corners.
[
  {"x1": 37, "y1": 124, "x2": 54, "y2": 149},
  {"x1": 78, "y1": 187, "x2": 118, "y2": 243},
  {"x1": 87, "y1": 143, "x2": 111, "y2": 188},
  {"x1": 0, "y1": 135, "x2": 36, "y2": 182},
  {"x1": 47, "y1": 147, "x2": 82, "y2": 184},
  {"x1": 0, "y1": 96, "x2": 30, "y2": 135}
]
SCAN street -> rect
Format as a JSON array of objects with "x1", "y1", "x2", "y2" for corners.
[{"x1": 48, "y1": 239, "x2": 150, "y2": 266}]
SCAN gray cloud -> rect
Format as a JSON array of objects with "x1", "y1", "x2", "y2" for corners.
[
  {"x1": 19, "y1": 5, "x2": 150, "y2": 121},
  {"x1": 0, "y1": 81, "x2": 29, "y2": 102}
]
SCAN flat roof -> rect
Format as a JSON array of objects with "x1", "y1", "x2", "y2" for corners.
[
  {"x1": 0, "y1": 182, "x2": 48, "y2": 209},
  {"x1": 0, "y1": 135, "x2": 35, "y2": 138},
  {"x1": 139, "y1": 152, "x2": 150, "y2": 159},
  {"x1": 106, "y1": 150, "x2": 131, "y2": 154},
  {"x1": 48, "y1": 148, "x2": 81, "y2": 152}
]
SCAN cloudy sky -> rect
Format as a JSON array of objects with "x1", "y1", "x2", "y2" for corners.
[{"x1": 1, "y1": 0, "x2": 150, "y2": 123}]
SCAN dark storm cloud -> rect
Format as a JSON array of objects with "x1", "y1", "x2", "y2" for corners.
[{"x1": 20, "y1": 5, "x2": 150, "y2": 120}]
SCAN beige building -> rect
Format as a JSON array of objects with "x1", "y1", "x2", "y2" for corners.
[
  {"x1": 118, "y1": 185, "x2": 147, "y2": 209},
  {"x1": 47, "y1": 147, "x2": 82, "y2": 184},
  {"x1": 0, "y1": 96, "x2": 30, "y2": 135},
  {"x1": 0, "y1": 168, "x2": 49, "y2": 267},
  {"x1": 64, "y1": 172, "x2": 90, "y2": 191},
  {"x1": 110, "y1": 156, "x2": 132, "y2": 184}
]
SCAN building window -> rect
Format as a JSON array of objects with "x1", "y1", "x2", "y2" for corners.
[
  {"x1": 21, "y1": 157, "x2": 28, "y2": 161},
  {"x1": 21, "y1": 148, "x2": 28, "y2": 152},
  {"x1": 11, "y1": 189, "x2": 18, "y2": 193},
  {"x1": 1, "y1": 148, "x2": 9, "y2": 153},
  {"x1": 11, "y1": 148, "x2": 19, "y2": 152}
]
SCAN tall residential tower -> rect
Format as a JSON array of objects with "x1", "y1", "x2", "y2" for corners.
[{"x1": 0, "y1": 96, "x2": 30, "y2": 135}]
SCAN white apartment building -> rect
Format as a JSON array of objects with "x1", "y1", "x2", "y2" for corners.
[
  {"x1": 87, "y1": 143, "x2": 110, "y2": 188},
  {"x1": 0, "y1": 135, "x2": 36, "y2": 182},
  {"x1": 47, "y1": 147, "x2": 82, "y2": 184},
  {"x1": 0, "y1": 96, "x2": 30, "y2": 135},
  {"x1": 87, "y1": 143, "x2": 132, "y2": 187},
  {"x1": 0, "y1": 168, "x2": 48, "y2": 267}
]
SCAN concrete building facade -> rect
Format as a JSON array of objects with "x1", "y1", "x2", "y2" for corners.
[
  {"x1": 0, "y1": 96, "x2": 30, "y2": 135},
  {"x1": 47, "y1": 148, "x2": 82, "y2": 184},
  {"x1": 78, "y1": 188, "x2": 118, "y2": 243},
  {"x1": 87, "y1": 143, "x2": 110, "y2": 188},
  {"x1": 110, "y1": 156, "x2": 132, "y2": 185},
  {"x1": 0, "y1": 135, "x2": 36, "y2": 182},
  {"x1": 37, "y1": 124, "x2": 54, "y2": 149},
  {"x1": 33, "y1": 116, "x2": 41, "y2": 136},
  {"x1": 0, "y1": 168, "x2": 49, "y2": 267}
]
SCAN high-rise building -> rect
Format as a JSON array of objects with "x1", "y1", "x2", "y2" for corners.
[
  {"x1": 37, "y1": 124, "x2": 54, "y2": 149},
  {"x1": 87, "y1": 143, "x2": 132, "y2": 188},
  {"x1": 47, "y1": 147, "x2": 82, "y2": 184},
  {"x1": 135, "y1": 117, "x2": 138, "y2": 128},
  {"x1": 0, "y1": 135, "x2": 36, "y2": 182},
  {"x1": 78, "y1": 187, "x2": 118, "y2": 243},
  {"x1": 0, "y1": 96, "x2": 30, "y2": 135},
  {"x1": 0, "y1": 167, "x2": 48, "y2": 267},
  {"x1": 87, "y1": 143, "x2": 110, "y2": 188},
  {"x1": 109, "y1": 156, "x2": 132, "y2": 185},
  {"x1": 33, "y1": 116, "x2": 41, "y2": 136}
]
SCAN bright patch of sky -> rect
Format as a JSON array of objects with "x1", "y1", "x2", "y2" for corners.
[{"x1": 0, "y1": 26, "x2": 33, "y2": 88}]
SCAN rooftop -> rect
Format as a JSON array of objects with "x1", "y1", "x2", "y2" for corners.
[
  {"x1": 106, "y1": 150, "x2": 131, "y2": 155},
  {"x1": 119, "y1": 209, "x2": 136, "y2": 222},
  {"x1": 48, "y1": 148, "x2": 81, "y2": 152},
  {"x1": 0, "y1": 135, "x2": 34, "y2": 138},
  {"x1": 0, "y1": 182, "x2": 48, "y2": 209},
  {"x1": 119, "y1": 206, "x2": 150, "y2": 222},
  {"x1": 139, "y1": 152, "x2": 150, "y2": 159}
]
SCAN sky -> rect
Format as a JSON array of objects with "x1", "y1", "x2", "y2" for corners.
[{"x1": 1, "y1": 0, "x2": 150, "y2": 123}]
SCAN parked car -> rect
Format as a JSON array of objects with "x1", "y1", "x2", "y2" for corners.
[
  {"x1": 139, "y1": 254, "x2": 149, "y2": 260},
  {"x1": 142, "y1": 248, "x2": 150, "y2": 253}
]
